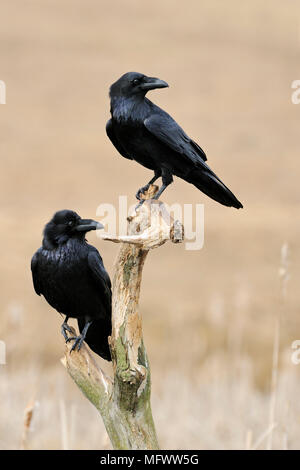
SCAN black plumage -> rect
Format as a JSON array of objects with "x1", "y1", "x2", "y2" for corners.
[
  {"x1": 31, "y1": 210, "x2": 111, "y2": 361},
  {"x1": 107, "y1": 72, "x2": 243, "y2": 209}
]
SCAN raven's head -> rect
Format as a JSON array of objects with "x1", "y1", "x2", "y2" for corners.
[
  {"x1": 43, "y1": 209, "x2": 104, "y2": 249},
  {"x1": 109, "y1": 72, "x2": 168, "y2": 98}
]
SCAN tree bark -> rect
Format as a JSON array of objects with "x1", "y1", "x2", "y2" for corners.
[{"x1": 61, "y1": 186, "x2": 184, "y2": 450}]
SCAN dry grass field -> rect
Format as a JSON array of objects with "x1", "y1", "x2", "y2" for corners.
[{"x1": 0, "y1": 0, "x2": 300, "y2": 449}]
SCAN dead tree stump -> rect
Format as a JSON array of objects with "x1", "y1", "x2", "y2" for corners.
[{"x1": 61, "y1": 186, "x2": 184, "y2": 450}]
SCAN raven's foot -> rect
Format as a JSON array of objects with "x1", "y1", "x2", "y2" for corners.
[
  {"x1": 135, "y1": 184, "x2": 150, "y2": 201},
  {"x1": 61, "y1": 322, "x2": 73, "y2": 342},
  {"x1": 66, "y1": 334, "x2": 85, "y2": 353}
]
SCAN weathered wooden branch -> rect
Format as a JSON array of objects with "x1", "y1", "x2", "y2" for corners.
[{"x1": 61, "y1": 185, "x2": 184, "y2": 450}]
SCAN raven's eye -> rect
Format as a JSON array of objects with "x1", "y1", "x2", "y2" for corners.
[
  {"x1": 132, "y1": 78, "x2": 140, "y2": 86},
  {"x1": 67, "y1": 220, "x2": 74, "y2": 226}
]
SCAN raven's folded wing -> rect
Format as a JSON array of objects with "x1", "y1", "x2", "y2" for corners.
[
  {"x1": 106, "y1": 119, "x2": 133, "y2": 160},
  {"x1": 87, "y1": 249, "x2": 112, "y2": 314},
  {"x1": 84, "y1": 249, "x2": 112, "y2": 361},
  {"x1": 144, "y1": 113, "x2": 207, "y2": 165}
]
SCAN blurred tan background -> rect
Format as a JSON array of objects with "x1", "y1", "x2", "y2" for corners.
[{"x1": 0, "y1": 0, "x2": 300, "y2": 449}]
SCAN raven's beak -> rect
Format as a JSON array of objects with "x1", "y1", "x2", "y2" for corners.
[
  {"x1": 140, "y1": 77, "x2": 169, "y2": 91},
  {"x1": 75, "y1": 219, "x2": 104, "y2": 232}
]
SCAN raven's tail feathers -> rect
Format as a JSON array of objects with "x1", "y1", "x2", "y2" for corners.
[
  {"x1": 187, "y1": 169, "x2": 243, "y2": 209},
  {"x1": 77, "y1": 318, "x2": 112, "y2": 361}
]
